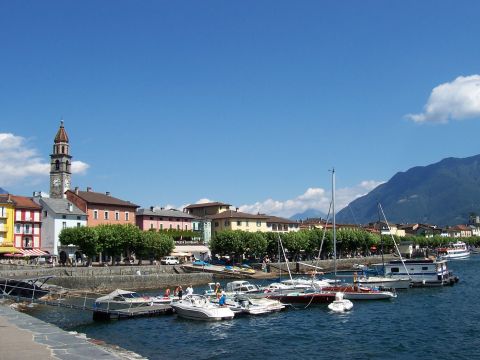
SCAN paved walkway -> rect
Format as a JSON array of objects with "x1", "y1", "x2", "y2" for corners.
[{"x1": 0, "y1": 303, "x2": 144, "y2": 360}]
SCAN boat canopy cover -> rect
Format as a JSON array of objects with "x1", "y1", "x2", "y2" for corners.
[{"x1": 96, "y1": 289, "x2": 136, "y2": 302}]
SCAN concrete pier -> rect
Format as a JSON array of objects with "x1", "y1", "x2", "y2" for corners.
[{"x1": 0, "y1": 303, "x2": 144, "y2": 359}]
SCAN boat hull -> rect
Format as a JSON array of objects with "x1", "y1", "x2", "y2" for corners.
[
  {"x1": 266, "y1": 292, "x2": 336, "y2": 304},
  {"x1": 171, "y1": 304, "x2": 235, "y2": 321},
  {"x1": 357, "y1": 277, "x2": 411, "y2": 290}
]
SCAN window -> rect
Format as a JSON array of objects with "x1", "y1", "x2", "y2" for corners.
[
  {"x1": 391, "y1": 267, "x2": 400, "y2": 273},
  {"x1": 160, "y1": 224, "x2": 163, "y2": 230},
  {"x1": 77, "y1": 222, "x2": 81, "y2": 227},
  {"x1": 115, "y1": 212, "x2": 120, "y2": 221},
  {"x1": 15, "y1": 224, "x2": 21, "y2": 233},
  {"x1": 246, "y1": 220, "x2": 249, "y2": 227},
  {"x1": 62, "y1": 222, "x2": 67, "y2": 229},
  {"x1": 185, "y1": 225, "x2": 187, "y2": 230},
  {"x1": 169, "y1": 224, "x2": 172, "y2": 229},
  {"x1": 93, "y1": 210, "x2": 98, "y2": 220},
  {"x1": 77, "y1": 216, "x2": 81, "y2": 220},
  {"x1": 62, "y1": 215, "x2": 67, "y2": 219},
  {"x1": 422, "y1": 267, "x2": 428, "y2": 271},
  {"x1": 25, "y1": 224, "x2": 31, "y2": 234},
  {"x1": 257, "y1": 221, "x2": 261, "y2": 227},
  {"x1": 150, "y1": 224, "x2": 154, "y2": 229},
  {"x1": 177, "y1": 225, "x2": 180, "y2": 230},
  {"x1": 237, "y1": 221, "x2": 242, "y2": 226},
  {"x1": 215, "y1": 222, "x2": 219, "y2": 227},
  {"x1": 104, "y1": 211, "x2": 109, "y2": 220},
  {"x1": 150, "y1": 216, "x2": 154, "y2": 220},
  {"x1": 43, "y1": 211, "x2": 48, "y2": 217},
  {"x1": 125, "y1": 212, "x2": 129, "y2": 221}
]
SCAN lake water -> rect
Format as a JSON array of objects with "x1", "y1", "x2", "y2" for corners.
[{"x1": 24, "y1": 256, "x2": 480, "y2": 360}]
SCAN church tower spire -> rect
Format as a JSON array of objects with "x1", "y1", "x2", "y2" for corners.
[{"x1": 50, "y1": 120, "x2": 72, "y2": 199}]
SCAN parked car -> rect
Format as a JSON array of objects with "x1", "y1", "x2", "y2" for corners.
[{"x1": 160, "y1": 256, "x2": 179, "y2": 265}]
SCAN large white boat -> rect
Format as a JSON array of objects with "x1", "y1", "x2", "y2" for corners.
[
  {"x1": 171, "y1": 294, "x2": 235, "y2": 321},
  {"x1": 94, "y1": 289, "x2": 156, "y2": 309},
  {"x1": 437, "y1": 241, "x2": 470, "y2": 260},
  {"x1": 357, "y1": 274, "x2": 411, "y2": 290},
  {"x1": 384, "y1": 258, "x2": 459, "y2": 287}
]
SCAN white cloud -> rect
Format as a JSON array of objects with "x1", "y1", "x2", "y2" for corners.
[
  {"x1": 239, "y1": 180, "x2": 384, "y2": 218},
  {"x1": 406, "y1": 75, "x2": 480, "y2": 123},
  {"x1": 0, "y1": 133, "x2": 89, "y2": 186}
]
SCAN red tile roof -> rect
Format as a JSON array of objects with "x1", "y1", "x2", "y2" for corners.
[
  {"x1": 185, "y1": 202, "x2": 231, "y2": 209},
  {"x1": 206, "y1": 210, "x2": 269, "y2": 220},
  {"x1": 10, "y1": 195, "x2": 41, "y2": 209},
  {"x1": 54, "y1": 121, "x2": 69, "y2": 143},
  {"x1": 68, "y1": 190, "x2": 139, "y2": 208}
]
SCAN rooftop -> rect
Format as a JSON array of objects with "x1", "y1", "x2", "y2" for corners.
[
  {"x1": 68, "y1": 190, "x2": 139, "y2": 208},
  {"x1": 185, "y1": 202, "x2": 231, "y2": 209},
  {"x1": 39, "y1": 198, "x2": 86, "y2": 216},
  {"x1": 137, "y1": 208, "x2": 195, "y2": 219},
  {"x1": 9, "y1": 195, "x2": 41, "y2": 209},
  {"x1": 206, "y1": 210, "x2": 270, "y2": 220}
]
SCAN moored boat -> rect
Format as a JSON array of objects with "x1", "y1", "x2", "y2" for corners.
[
  {"x1": 328, "y1": 292, "x2": 353, "y2": 312},
  {"x1": 384, "y1": 258, "x2": 459, "y2": 287},
  {"x1": 437, "y1": 241, "x2": 470, "y2": 260},
  {"x1": 321, "y1": 285, "x2": 397, "y2": 300},
  {"x1": 171, "y1": 294, "x2": 235, "y2": 321}
]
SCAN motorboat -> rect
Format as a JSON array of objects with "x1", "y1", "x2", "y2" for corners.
[
  {"x1": 437, "y1": 241, "x2": 470, "y2": 260},
  {"x1": 384, "y1": 258, "x2": 459, "y2": 287},
  {"x1": 225, "y1": 280, "x2": 264, "y2": 294},
  {"x1": 218, "y1": 294, "x2": 285, "y2": 315},
  {"x1": 328, "y1": 292, "x2": 353, "y2": 312},
  {"x1": 95, "y1": 289, "x2": 154, "y2": 308},
  {"x1": 170, "y1": 294, "x2": 235, "y2": 321},
  {"x1": 281, "y1": 278, "x2": 331, "y2": 290},
  {"x1": 356, "y1": 274, "x2": 411, "y2": 290},
  {"x1": 266, "y1": 289, "x2": 337, "y2": 304}
]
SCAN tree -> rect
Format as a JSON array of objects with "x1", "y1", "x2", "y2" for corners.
[
  {"x1": 59, "y1": 226, "x2": 99, "y2": 265},
  {"x1": 244, "y1": 232, "x2": 267, "y2": 259},
  {"x1": 210, "y1": 230, "x2": 245, "y2": 261},
  {"x1": 96, "y1": 224, "x2": 129, "y2": 264},
  {"x1": 137, "y1": 231, "x2": 175, "y2": 263}
]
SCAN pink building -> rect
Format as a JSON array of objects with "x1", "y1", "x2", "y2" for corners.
[
  {"x1": 136, "y1": 207, "x2": 195, "y2": 231},
  {"x1": 11, "y1": 195, "x2": 43, "y2": 253}
]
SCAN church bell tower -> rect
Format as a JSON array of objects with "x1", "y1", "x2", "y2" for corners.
[{"x1": 50, "y1": 120, "x2": 72, "y2": 199}]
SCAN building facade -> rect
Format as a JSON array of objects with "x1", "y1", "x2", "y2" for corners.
[
  {"x1": 34, "y1": 195, "x2": 87, "y2": 256},
  {"x1": 11, "y1": 195, "x2": 42, "y2": 252},
  {"x1": 0, "y1": 195, "x2": 15, "y2": 251},
  {"x1": 66, "y1": 188, "x2": 139, "y2": 226},
  {"x1": 136, "y1": 207, "x2": 195, "y2": 231},
  {"x1": 184, "y1": 202, "x2": 232, "y2": 217}
]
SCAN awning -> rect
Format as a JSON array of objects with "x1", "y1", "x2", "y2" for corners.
[
  {"x1": 173, "y1": 245, "x2": 210, "y2": 254},
  {"x1": 0, "y1": 246, "x2": 21, "y2": 254},
  {"x1": 18, "y1": 249, "x2": 48, "y2": 257}
]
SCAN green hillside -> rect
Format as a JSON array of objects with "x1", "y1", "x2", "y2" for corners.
[{"x1": 336, "y1": 155, "x2": 480, "y2": 226}]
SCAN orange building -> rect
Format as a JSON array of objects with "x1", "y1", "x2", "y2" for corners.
[{"x1": 66, "y1": 187, "x2": 139, "y2": 226}]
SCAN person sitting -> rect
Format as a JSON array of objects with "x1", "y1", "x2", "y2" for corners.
[{"x1": 219, "y1": 291, "x2": 227, "y2": 306}]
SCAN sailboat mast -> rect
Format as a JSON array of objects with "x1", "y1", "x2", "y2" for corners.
[{"x1": 332, "y1": 168, "x2": 337, "y2": 278}]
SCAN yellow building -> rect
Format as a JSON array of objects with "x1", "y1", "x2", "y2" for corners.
[
  {"x1": 207, "y1": 210, "x2": 299, "y2": 237},
  {"x1": 0, "y1": 194, "x2": 17, "y2": 253}
]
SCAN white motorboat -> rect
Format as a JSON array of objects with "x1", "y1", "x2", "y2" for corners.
[
  {"x1": 233, "y1": 295, "x2": 286, "y2": 314},
  {"x1": 328, "y1": 292, "x2": 353, "y2": 312},
  {"x1": 438, "y1": 241, "x2": 470, "y2": 260},
  {"x1": 171, "y1": 294, "x2": 235, "y2": 321},
  {"x1": 357, "y1": 275, "x2": 411, "y2": 290},
  {"x1": 95, "y1": 289, "x2": 154, "y2": 308}
]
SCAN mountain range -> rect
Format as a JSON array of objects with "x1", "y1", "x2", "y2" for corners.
[
  {"x1": 335, "y1": 154, "x2": 480, "y2": 226},
  {"x1": 290, "y1": 209, "x2": 326, "y2": 221},
  {"x1": 0, "y1": 187, "x2": 7, "y2": 194}
]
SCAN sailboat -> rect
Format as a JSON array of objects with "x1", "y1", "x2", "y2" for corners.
[
  {"x1": 356, "y1": 203, "x2": 412, "y2": 290},
  {"x1": 265, "y1": 234, "x2": 337, "y2": 304},
  {"x1": 320, "y1": 169, "x2": 397, "y2": 300}
]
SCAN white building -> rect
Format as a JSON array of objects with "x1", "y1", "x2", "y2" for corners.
[{"x1": 34, "y1": 195, "x2": 87, "y2": 257}]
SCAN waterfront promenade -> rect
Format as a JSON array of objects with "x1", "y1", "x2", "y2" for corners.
[{"x1": 0, "y1": 303, "x2": 142, "y2": 360}]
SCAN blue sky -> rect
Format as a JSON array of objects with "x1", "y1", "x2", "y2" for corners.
[{"x1": 1, "y1": 1, "x2": 480, "y2": 217}]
